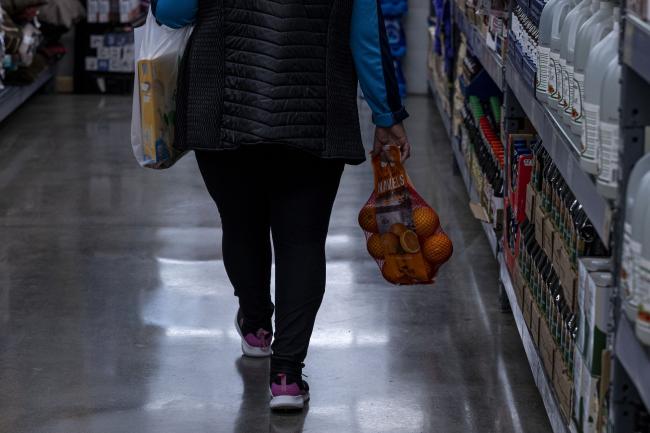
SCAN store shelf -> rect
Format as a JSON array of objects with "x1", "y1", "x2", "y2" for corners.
[
  {"x1": 0, "y1": 66, "x2": 55, "y2": 124},
  {"x1": 505, "y1": 60, "x2": 613, "y2": 245},
  {"x1": 623, "y1": 14, "x2": 650, "y2": 84},
  {"x1": 499, "y1": 255, "x2": 576, "y2": 433},
  {"x1": 453, "y1": 4, "x2": 505, "y2": 89},
  {"x1": 615, "y1": 315, "x2": 650, "y2": 410}
]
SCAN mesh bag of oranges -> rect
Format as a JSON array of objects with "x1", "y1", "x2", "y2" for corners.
[{"x1": 359, "y1": 146, "x2": 453, "y2": 285}]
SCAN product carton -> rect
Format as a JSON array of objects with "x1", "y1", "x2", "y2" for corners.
[
  {"x1": 573, "y1": 348, "x2": 600, "y2": 433},
  {"x1": 534, "y1": 206, "x2": 546, "y2": 248},
  {"x1": 578, "y1": 271, "x2": 614, "y2": 375},
  {"x1": 543, "y1": 217, "x2": 555, "y2": 258},
  {"x1": 531, "y1": 299, "x2": 541, "y2": 347},
  {"x1": 525, "y1": 183, "x2": 536, "y2": 221},
  {"x1": 553, "y1": 351, "x2": 573, "y2": 423},
  {"x1": 539, "y1": 319, "x2": 555, "y2": 379}
]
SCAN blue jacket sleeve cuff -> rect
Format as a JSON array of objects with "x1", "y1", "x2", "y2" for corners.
[{"x1": 372, "y1": 107, "x2": 409, "y2": 127}]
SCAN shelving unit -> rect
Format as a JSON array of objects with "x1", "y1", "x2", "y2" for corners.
[
  {"x1": 504, "y1": 61, "x2": 613, "y2": 245},
  {"x1": 498, "y1": 254, "x2": 576, "y2": 433},
  {"x1": 428, "y1": 3, "x2": 610, "y2": 431},
  {"x1": 0, "y1": 66, "x2": 56, "y2": 124}
]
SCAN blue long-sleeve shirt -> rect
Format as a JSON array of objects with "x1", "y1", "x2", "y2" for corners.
[{"x1": 151, "y1": 0, "x2": 408, "y2": 127}]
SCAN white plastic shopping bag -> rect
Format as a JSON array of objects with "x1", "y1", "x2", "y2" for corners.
[{"x1": 131, "y1": 11, "x2": 192, "y2": 169}]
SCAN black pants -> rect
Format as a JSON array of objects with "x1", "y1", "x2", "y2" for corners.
[{"x1": 196, "y1": 146, "x2": 344, "y2": 374}]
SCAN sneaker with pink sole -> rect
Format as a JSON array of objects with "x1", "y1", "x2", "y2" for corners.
[
  {"x1": 270, "y1": 373, "x2": 310, "y2": 410},
  {"x1": 234, "y1": 310, "x2": 272, "y2": 358}
]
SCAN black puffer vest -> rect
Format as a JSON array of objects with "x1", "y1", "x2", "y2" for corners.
[{"x1": 174, "y1": 0, "x2": 365, "y2": 164}]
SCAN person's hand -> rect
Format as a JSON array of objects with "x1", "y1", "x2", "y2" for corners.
[{"x1": 371, "y1": 123, "x2": 411, "y2": 162}]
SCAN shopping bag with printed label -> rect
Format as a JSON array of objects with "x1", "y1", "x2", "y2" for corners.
[
  {"x1": 131, "y1": 10, "x2": 192, "y2": 169},
  {"x1": 359, "y1": 146, "x2": 453, "y2": 284}
]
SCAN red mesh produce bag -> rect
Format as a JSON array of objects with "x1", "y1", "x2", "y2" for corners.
[{"x1": 359, "y1": 146, "x2": 453, "y2": 285}]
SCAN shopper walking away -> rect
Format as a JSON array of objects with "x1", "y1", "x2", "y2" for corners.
[{"x1": 152, "y1": 0, "x2": 410, "y2": 410}]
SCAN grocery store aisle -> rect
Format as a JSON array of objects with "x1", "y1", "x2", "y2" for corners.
[{"x1": 0, "y1": 94, "x2": 551, "y2": 433}]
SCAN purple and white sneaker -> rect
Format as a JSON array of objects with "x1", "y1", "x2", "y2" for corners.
[
  {"x1": 269, "y1": 373, "x2": 310, "y2": 410},
  {"x1": 234, "y1": 310, "x2": 272, "y2": 358}
]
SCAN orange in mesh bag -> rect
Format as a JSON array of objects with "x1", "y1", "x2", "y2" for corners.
[{"x1": 359, "y1": 146, "x2": 453, "y2": 285}]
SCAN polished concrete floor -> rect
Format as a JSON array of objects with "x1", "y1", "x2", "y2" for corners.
[{"x1": 0, "y1": 94, "x2": 552, "y2": 433}]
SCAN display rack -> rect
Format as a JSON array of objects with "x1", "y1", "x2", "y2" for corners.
[
  {"x1": 431, "y1": 1, "x2": 650, "y2": 430},
  {"x1": 499, "y1": 255, "x2": 576, "y2": 433},
  {"x1": 623, "y1": 14, "x2": 650, "y2": 85},
  {"x1": 452, "y1": 3, "x2": 505, "y2": 89},
  {"x1": 0, "y1": 66, "x2": 55, "y2": 124},
  {"x1": 504, "y1": 61, "x2": 613, "y2": 245}
]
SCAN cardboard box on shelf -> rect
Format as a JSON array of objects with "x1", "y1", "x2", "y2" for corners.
[
  {"x1": 543, "y1": 217, "x2": 555, "y2": 258},
  {"x1": 534, "y1": 206, "x2": 546, "y2": 248},
  {"x1": 553, "y1": 352, "x2": 574, "y2": 423},
  {"x1": 530, "y1": 299, "x2": 541, "y2": 347},
  {"x1": 539, "y1": 319, "x2": 555, "y2": 379},
  {"x1": 578, "y1": 271, "x2": 614, "y2": 375},
  {"x1": 507, "y1": 134, "x2": 535, "y2": 223},
  {"x1": 525, "y1": 183, "x2": 536, "y2": 222},
  {"x1": 573, "y1": 347, "x2": 601, "y2": 433},
  {"x1": 560, "y1": 261, "x2": 578, "y2": 312}
]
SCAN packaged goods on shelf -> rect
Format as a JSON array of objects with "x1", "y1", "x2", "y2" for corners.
[
  {"x1": 85, "y1": 31, "x2": 134, "y2": 73},
  {"x1": 569, "y1": 0, "x2": 614, "y2": 137},
  {"x1": 627, "y1": 0, "x2": 650, "y2": 21},
  {"x1": 557, "y1": 0, "x2": 591, "y2": 125},
  {"x1": 87, "y1": 0, "x2": 141, "y2": 24},
  {"x1": 580, "y1": 7, "x2": 619, "y2": 175},
  {"x1": 511, "y1": 5, "x2": 538, "y2": 89},
  {"x1": 576, "y1": 259, "x2": 613, "y2": 369},
  {"x1": 637, "y1": 187, "x2": 650, "y2": 345},
  {"x1": 620, "y1": 156, "x2": 650, "y2": 323},
  {"x1": 595, "y1": 58, "x2": 621, "y2": 199},
  {"x1": 543, "y1": 0, "x2": 572, "y2": 110}
]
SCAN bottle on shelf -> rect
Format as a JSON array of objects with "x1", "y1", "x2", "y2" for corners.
[
  {"x1": 559, "y1": 0, "x2": 593, "y2": 123},
  {"x1": 580, "y1": 6, "x2": 620, "y2": 175},
  {"x1": 537, "y1": 0, "x2": 564, "y2": 99},
  {"x1": 569, "y1": 0, "x2": 614, "y2": 138},
  {"x1": 596, "y1": 57, "x2": 622, "y2": 199},
  {"x1": 637, "y1": 181, "x2": 650, "y2": 345},
  {"x1": 546, "y1": 0, "x2": 575, "y2": 110},
  {"x1": 622, "y1": 154, "x2": 650, "y2": 322}
]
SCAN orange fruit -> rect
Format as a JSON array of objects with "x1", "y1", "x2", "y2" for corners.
[
  {"x1": 400, "y1": 230, "x2": 420, "y2": 253},
  {"x1": 413, "y1": 207, "x2": 440, "y2": 238},
  {"x1": 366, "y1": 233, "x2": 384, "y2": 259},
  {"x1": 382, "y1": 260, "x2": 403, "y2": 284},
  {"x1": 358, "y1": 206, "x2": 378, "y2": 233},
  {"x1": 381, "y1": 232, "x2": 401, "y2": 255},
  {"x1": 423, "y1": 233, "x2": 453, "y2": 265},
  {"x1": 389, "y1": 223, "x2": 409, "y2": 237}
]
